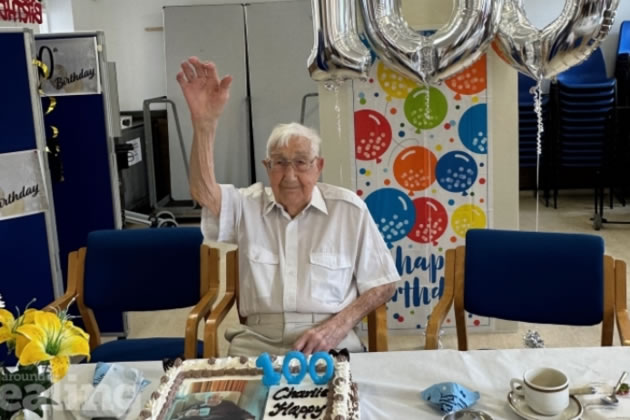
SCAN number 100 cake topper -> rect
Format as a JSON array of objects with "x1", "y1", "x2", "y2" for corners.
[{"x1": 256, "y1": 351, "x2": 335, "y2": 386}]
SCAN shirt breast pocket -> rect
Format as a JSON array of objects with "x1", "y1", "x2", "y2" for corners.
[
  {"x1": 309, "y1": 253, "x2": 353, "y2": 304},
  {"x1": 246, "y1": 245, "x2": 279, "y2": 299}
]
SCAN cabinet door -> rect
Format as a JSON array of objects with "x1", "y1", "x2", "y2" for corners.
[
  {"x1": 247, "y1": 0, "x2": 320, "y2": 185},
  {"x1": 164, "y1": 5, "x2": 251, "y2": 200}
]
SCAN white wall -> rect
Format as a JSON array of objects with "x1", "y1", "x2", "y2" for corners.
[
  {"x1": 70, "y1": 0, "x2": 297, "y2": 111},
  {"x1": 46, "y1": 0, "x2": 74, "y2": 33}
]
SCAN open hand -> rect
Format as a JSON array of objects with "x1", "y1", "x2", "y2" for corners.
[
  {"x1": 293, "y1": 317, "x2": 349, "y2": 355},
  {"x1": 176, "y1": 57, "x2": 233, "y2": 129}
]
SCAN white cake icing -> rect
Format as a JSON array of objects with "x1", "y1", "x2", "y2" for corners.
[
  {"x1": 139, "y1": 354, "x2": 359, "y2": 420},
  {"x1": 264, "y1": 384, "x2": 328, "y2": 419}
]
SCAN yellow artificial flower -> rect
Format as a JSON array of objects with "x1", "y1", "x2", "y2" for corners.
[
  {"x1": 17, "y1": 311, "x2": 90, "y2": 382},
  {"x1": 0, "y1": 309, "x2": 15, "y2": 343},
  {"x1": 0, "y1": 308, "x2": 36, "y2": 357}
]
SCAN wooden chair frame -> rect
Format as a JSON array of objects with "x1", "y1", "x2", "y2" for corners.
[
  {"x1": 425, "y1": 245, "x2": 623, "y2": 350},
  {"x1": 614, "y1": 259, "x2": 630, "y2": 345},
  {"x1": 202, "y1": 244, "x2": 389, "y2": 357},
  {"x1": 46, "y1": 245, "x2": 217, "y2": 359}
]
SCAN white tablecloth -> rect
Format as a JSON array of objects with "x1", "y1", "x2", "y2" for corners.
[
  {"x1": 352, "y1": 347, "x2": 630, "y2": 420},
  {"x1": 47, "y1": 347, "x2": 630, "y2": 420}
]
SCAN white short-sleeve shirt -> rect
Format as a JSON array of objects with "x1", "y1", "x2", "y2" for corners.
[{"x1": 201, "y1": 182, "x2": 400, "y2": 317}]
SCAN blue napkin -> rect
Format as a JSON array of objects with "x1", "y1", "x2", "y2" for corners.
[
  {"x1": 93, "y1": 362, "x2": 151, "y2": 391},
  {"x1": 421, "y1": 382, "x2": 480, "y2": 414}
]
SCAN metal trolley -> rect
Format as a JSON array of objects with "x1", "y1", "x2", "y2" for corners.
[{"x1": 123, "y1": 96, "x2": 201, "y2": 227}]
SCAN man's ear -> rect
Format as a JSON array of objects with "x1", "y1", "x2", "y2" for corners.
[{"x1": 316, "y1": 157, "x2": 324, "y2": 172}]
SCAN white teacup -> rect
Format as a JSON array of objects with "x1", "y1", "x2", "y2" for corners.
[{"x1": 510, "y1": 367, "x2": 569, "y2": 415}]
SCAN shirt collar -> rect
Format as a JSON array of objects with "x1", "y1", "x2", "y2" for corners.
[
  {"x1": 263, "y1": 185, "x2": 328, "y2": 216},
  {"x1": 309, "y1": 185, "x2": 328, "y2": 215}
]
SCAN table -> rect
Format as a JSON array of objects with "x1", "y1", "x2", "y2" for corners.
[
  {"x1": 352, "y1": 347, "x2": 629, "y2": 419},
  {"x1": 47, "y1": 347, "x2": 630, "y2": 420}
]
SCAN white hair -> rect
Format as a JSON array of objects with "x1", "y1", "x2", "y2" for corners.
[{"x1": 266, "y1": 123, "x2": 321, "y2": 158}]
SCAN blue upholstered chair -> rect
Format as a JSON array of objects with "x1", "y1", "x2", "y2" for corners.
[
  {"x1": 46, "y1": 228, "x2": 217, "y2": 362},
  {"x1": 425, "y1": 229, "x2": 628, "y2": 350}
]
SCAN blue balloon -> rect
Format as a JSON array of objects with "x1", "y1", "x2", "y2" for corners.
[
  {"x1": 436, "y1": 151, "x2": 478, "y2": 194},
  {"x1": 459, "y1": 104, "x2": 488, "y2": 154},
  {"x1": 365, "y1": 188, "x2": 415, "y2": 247}
]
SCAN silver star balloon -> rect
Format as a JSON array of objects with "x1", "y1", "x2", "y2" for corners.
[{"x1": 523, "y1": 329, "x2": 545, "y2": 349}]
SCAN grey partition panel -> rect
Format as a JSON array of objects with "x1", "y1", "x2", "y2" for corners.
[
  {"x1": 34, "y1": 32, "x2": 125, "y2": 336},
  {"x1": 164, "y1": 5, "x2": 251, "y2": 200},
  {"x1": 0, "y1": 29, "x2": 63, "y2": 331},
  {"x1": 247, "y1": 0, "x2": 320, "y2": 185}
]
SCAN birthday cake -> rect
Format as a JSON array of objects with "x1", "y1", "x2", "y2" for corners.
[{"x1": 139, "y1": 350, "x2": 359, "y2": 420}]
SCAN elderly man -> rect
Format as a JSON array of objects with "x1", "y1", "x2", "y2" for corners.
[{"x1": 177, "y1": 57, "x2": 399, "y2": 357}]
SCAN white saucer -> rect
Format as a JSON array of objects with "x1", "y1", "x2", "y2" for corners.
[{"x1": 507, "y1": 391, "x2": 583, "y2": 420}]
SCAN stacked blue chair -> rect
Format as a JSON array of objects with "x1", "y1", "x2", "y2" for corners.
[
  {"x1": 614, "y1": 21, "x2": 630, "y2": 213},
  {"x1": 518, "y1": 74, "x2": 550, "y2": 201},
  {"x1": 616, "y1": 21, "x2": 630, "y2": 106},
  {"x1": 550, "y1": 48, "x2": 616, "y2": 216}
]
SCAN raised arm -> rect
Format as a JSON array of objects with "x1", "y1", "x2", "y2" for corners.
[{"x1": 177, "y1": 57, "x2": 233, "y2": 217}]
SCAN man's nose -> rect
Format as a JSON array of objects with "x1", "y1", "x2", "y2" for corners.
[{"x1": 283, "y1": 164, "x2": 298, "y2": 179}]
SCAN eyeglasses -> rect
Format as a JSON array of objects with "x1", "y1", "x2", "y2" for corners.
[{"x1": 265, "y1": 157, "x2": 318, "y2": 172}]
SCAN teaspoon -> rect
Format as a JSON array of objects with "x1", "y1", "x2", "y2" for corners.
[{"x1": 601, "y1": 371, "x2": 628, "y2": 405}]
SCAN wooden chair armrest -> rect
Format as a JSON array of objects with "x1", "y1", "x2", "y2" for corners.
[
  {"x1": 425, "y1": 248, "x2": 456, "y2": 350},
  {"x1": 184, "y1": 288, "x2": 220, "y2": 359},
  {"x1": 425, "y1": 293, "x2": 453, "y2": 350},
  {"x1": 367, "y1": 303, "x2": 388, "y2": 352},
  {"x1": 44, "y1": 292, "x2": 77, "y2": 313},
  {"x1": 614, "y1": 259, "x2": 629, "y2": 346},
  {"x1": 44, "y1": 250, "x2": 81, "y2": 314},
  {"x1": 203, "y1": 292, "x2": 237, "y2": 358},
  {"x1": 617, "y1": 309, "x2": 630, "y2": 346}
]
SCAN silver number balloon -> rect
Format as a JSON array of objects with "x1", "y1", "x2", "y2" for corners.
[
  {"x1": 308, "y1": 0, "x2": 371, "y2": 83},
  {"x1": 359, "y1": 0, "x2": 503, "y2": 85},
  {"x1": 493, "y1": 0, "x2": 619, "y2": 80}
]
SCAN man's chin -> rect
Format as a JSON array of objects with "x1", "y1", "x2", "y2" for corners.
[
  {"x1": 279, "y1": 189, "x2": 302, "y2": 197},
  {"x1": 278, "y1": 194, "x2": 307, "y2": 208}
]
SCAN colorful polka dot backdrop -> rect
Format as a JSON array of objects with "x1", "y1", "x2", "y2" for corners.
[
  {"x1": 354, "y1": 109, "x2": 393, "y2": 163},
  {"x1": 393, "y1": 146, "x2": 437, "y2": 195},
  {"x1": 436, "y1": 151, "x2": 479, "y2": 194},
  {"x1": 352, "y1": 57, "x2": 491, "y2": 332},
  {"x1": 404, "y1": 86, "x2": 448, "y2": 132},
  {"x1": 377, "y1": 62, "x2": 418, "y2": 100},
  {"x1": 445, "y1": 55, "x2": 487, "y2": 100}
]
